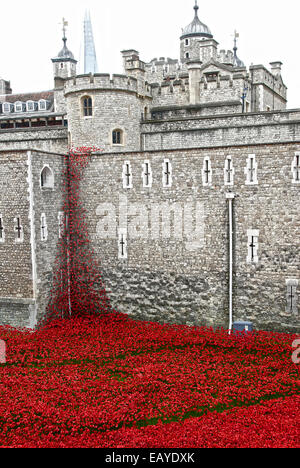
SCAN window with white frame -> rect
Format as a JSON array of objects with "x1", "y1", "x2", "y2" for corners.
[
  {"x1": 2, "y1": 102, "x2": 12, "y2": 113},
  {"x1": 142, "y1": 160, "x2": 152, "y2": 188},
  {"x1": 122, "y1": 161, "x2": 133, "y2": 189},
  {"x1": 286, "y1": 279, "x2": 298, "y2": 314},
  {"x1": 224, "y1": 156, "x2": 235, "y2": 186},
  {"x1": 26, "y1": 101, "x2": 35, "y2": 112},
  {"x1": 162, "y1": 159, "x2": 172, "y2": 188},
  {"x1": 41, "y1": 166, "x2": 54, "y2": 189},
  {"x1": 15, "y1": 101, "x2": 24, "y2": 113},
  {"x1": 292, "y1": 152, "x2": 300, "y2": 184},
  {"x1": 247, "y1": 229, "x2": 259, "y2": 264},
  {"x1": 202, "y1": 157, "x2": 212, "y2": 186},
  {"x1": 0, "y1": 215, "x2": 5, "y2": 243},
  {"x1": 118, "y1": 228, "x2": 127, "y2": 259},
  {"x1": 245, "y1": 154, "x2": 258, "y2": 185},
  {"x1": 39, "y1": 100, "x2": 47, "y2": 111},
  {"x1": 14, "y1": 217, "x2": 23, "y2": 243},
  {"x1": 41, "y1": 213, "x2": 48, "y2": 241}
]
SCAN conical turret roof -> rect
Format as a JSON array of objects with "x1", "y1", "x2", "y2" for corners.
[{"x1": 181, "y1": 1, "x2": 213, "y2": 39}]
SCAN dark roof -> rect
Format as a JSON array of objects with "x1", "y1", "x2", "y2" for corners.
[{"x1": 0, "y1": 91, "x2": 54, "y2": 103}]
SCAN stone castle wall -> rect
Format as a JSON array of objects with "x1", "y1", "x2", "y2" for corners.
[
  {"x1": 0, "y1": 149, "x2": 65, "y2": 328},
  {"x1": 78, "y1": 141, "x2": 299, "y2": 333}
]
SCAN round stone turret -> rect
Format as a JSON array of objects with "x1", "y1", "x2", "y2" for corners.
[{"x1": 180, "y1": 1, "x2": 214, "y2": 64}]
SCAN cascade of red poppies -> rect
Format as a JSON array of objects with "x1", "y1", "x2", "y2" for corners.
[{"x1": 39, "y1": 147, "x2": 111, "y2": 328}]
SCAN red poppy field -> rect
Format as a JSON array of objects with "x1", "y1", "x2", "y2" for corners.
[{"x1": 0, "y1": 312, "x2": 299, "y2": 448}]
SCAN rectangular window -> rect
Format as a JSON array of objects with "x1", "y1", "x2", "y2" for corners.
[
  {"x1": 14, "y1": 217, "x2": 24, "y2": 243},
  {"x1": 15, "y1": 102, "x2": 23, "y2": 113},
  {"x1": 292, "y1": 152, "x2": 300, "y2": 184},
  {"x1": 122, "y1": 161, "x2": 133, "y2": 189},
  {"x1": 245, "y1": 154, "x2": 258, "y2": 185},
  {"x1": 247, "y1": 229, "x2": 259, "y2": 264},
  {"x1": 27, "y1": 101, "x2": 35, "y2": 112},
  {"x1": 0, "y1": 215, "x2": 4, "y2": 243},
  {"x1": 41, "y1": 213, "x2": 48, "y2": 241},
  {"x1": 39, "y1": 100, "x2": 47, "y2": 111},
  {"x1": 142, "y1": 160, "x2": 152, "y2": 188},
  {"x1": 118, "y1": 228, "x2": 127, "y2": 259},
  {"x1": 202, "y1": 157, "x2": 212, "y2": 186},
  {"x1": 3, "y1": 103, "x2": 11, "y2": 113},
  {"x1": 224, "y1": 156, "x2": 234, "y2": 186},
  {"x1": 286, "y1": 279, "x2": 298, "y2": 314},
  {"x1": 162, "y1": 159, "x2": 172, "y2": 188}
]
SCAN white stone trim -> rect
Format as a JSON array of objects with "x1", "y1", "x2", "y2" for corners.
[
  {"x1": 122, "y1": 161, "x2": 133, "y2": 189},
  {"x1": 247, "y1": 229, "x2": 259, "y2": 264},
  {"x1": 245, "y1": 154, "x2": 258, "y2": 185},
  {"x1": 292, "y1": 152, "x2": 300, "y2": 184},
  {"x1": 162, "y1": 158, "x2": 172, "y2": 188},
  {"x1": 142, "y1": 160, "x2": 153, "y2": 188},
  {"x1": 27, "y1": 151, "x2": 38, "y2": 328}
]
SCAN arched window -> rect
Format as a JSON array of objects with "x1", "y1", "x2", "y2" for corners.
[
  {"x1": 112, "y1": 129, "x2": 124, "y2": 145},
  {"x1": 82, "y1": 96, "x2": 93, "y2": 117},
  {"x1": 41, "y1": 166, "x2": 54, "y2": 189}
]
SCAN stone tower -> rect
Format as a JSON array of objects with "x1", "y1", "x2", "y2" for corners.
[
  {"x1": 52, "y1": 18, "x2": 77, "y2": 89},
  {"x1": 180, "y1": 1, "x2": 217, "y2": 64}
]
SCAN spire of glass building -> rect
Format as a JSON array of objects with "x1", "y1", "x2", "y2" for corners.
[{"x1": 83, "y1": 10, "x2": 98, "y2": 74}]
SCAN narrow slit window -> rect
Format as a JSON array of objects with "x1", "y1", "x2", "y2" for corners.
[
  {"x1": 122, "y1": 161, "x2": 133, "y2": 189},
  {"x1": 247, "y1": 229, "x2": 259, "y2": 264},
  {"x1": 162, "y1": 159, "x2": 172, "y2": 188},
  {"x1": 202, "y1": 157, "x2": 212, "y2": 186},
  {"x1": 118, "y1": 228, "x2": 127, "y2": 259},
  {"x1": 292, "y1": 153, "x2": 300, "y2": 183},
  {"x1": 224, "y1": 156, "x2": 235, "y2": 186},
  {"x1": 245, "y1": 154, "x2": 258, "y2": 185},
  {"x1": 14, "y1": 217, "x2": 23, "y2": 243},
  {"x1": 41, "y1": 213, "x2": 48, "y2": 241},
  {"x1": 0, "y1": 216, "x2": 4, "y2": 243},
  {"x1": 286, "y1": 280, "x2": 298, "y2": 314},
  {"x1": 142, "y1": 160, "x2": 152, "y2": 188}
]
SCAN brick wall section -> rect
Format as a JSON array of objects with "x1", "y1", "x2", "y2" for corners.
[
  {"x1": 0, "y1": 127, "x2": 68, "y2": 153},
  {"x1": 80, "y1": 142, "x2": 299, "y2": 332},
  {"x1": 30, "y1": 150, "x2": 65, "y2": 326},
  {"x1": 0, "y1": 151, "x2": 33, "y2": 327}
]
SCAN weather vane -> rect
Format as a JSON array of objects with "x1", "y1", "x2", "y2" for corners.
[{"x1": 61, "y1": 17, "x2": 68, "y2": 40}]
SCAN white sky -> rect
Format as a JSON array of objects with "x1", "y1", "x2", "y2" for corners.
[{"x1": 1, "y1": 0, "x2": 299, "y2": 108}]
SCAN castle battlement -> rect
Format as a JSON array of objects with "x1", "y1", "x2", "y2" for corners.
[{"x1": 64, "y1": 73, "x2": 152, "y2": 96}]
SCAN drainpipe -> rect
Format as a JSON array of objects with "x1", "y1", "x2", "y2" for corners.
[{"x1": 226, "y1": 193, "x2": 235, "y2": 334}]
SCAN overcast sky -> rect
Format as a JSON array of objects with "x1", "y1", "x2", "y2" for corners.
[{"x1": 1, "y1": 0, "x2": 299, "y2": 108}]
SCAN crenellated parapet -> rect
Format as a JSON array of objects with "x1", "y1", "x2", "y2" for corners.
[{"x1": 64, "y1": 73, "x2": 152, "y2": 98}]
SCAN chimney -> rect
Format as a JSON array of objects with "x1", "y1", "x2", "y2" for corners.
[{"x1": 270, "y1": 61, "x2": 282, "y2": 76}]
